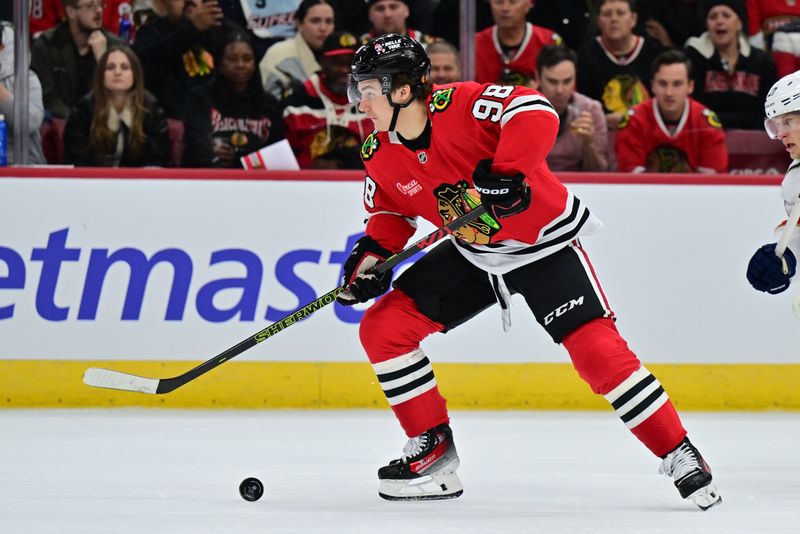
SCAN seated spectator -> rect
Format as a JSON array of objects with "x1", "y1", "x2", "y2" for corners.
[
  {"x1": 536, "y1": 45, "x2": 608, "y2": 172},
  {"x1": 183, "y1": 31, "x2": 284, "y2": 168},
  {"x1": 577, "y1": 0, "x2": 663, "y2": 129},
  {"x1": 361, "y1": 0, "x2": 438, "y2": 45},
  {"x1": 31, "y1": 0, "x2": 125, "y2": 118},
  {"x1": 218, "y1": 0, "x2": 303, "y2": 61},
  {"x1": 637, "y1": 0, "x2": 705, "y2": 48},
  {"x1": 30, "y1": 0, "x2": 136, "y2": 40},
  {"x1": 0, "y1": 22, "x2": 47, "y2": 164},
  {"x1": 133, "y1": 0, "x2": 227, "y2": 120},
  {"x1": 64, "y1": 46, "x2": 170, "y2": 166},
  {"x1": 475, "y1": 0, "x2": 561, "y2": 86},
  {"x1": 616, "y1": 49, "x2": 728, "y2": 173},
  {"x1": 259, "y1": 0, "x2": 335, "y2": 99},
  {"x1": 747, "y1": 0, "x2": 800, "y2": 50},
  {"x1": 530, "y1": 0, "x2": 596, "y2": 51},
  {"x1": 283, "y1": 31, "x2": 371, "y2": 169},
  {"x1": 685, "y1": 0, "x2": 777, "y2": 130},
  {"x1": 427, "y1": 40, "x2": 461, "y2": 84}
]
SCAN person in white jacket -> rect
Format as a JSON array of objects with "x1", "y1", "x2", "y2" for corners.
[
  {"x1": 747, "y1": 70, "x2": 800, "y2": 293},
  {"x1": 258, "y1": 0, "x2": 334, "y2": 99},
  {"x1": 0, "y1": 22, "x2": 46, "y2": 165}
]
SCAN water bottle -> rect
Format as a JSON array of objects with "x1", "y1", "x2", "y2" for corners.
[
  {"x1": 118, "y1": 4, "x2": 133, "y2": 43},
  {"x1": 0, "y1": 114, "x2": 7, "y2": 167}
]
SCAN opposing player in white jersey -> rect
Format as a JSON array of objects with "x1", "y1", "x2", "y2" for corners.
[
  {"x1": 747, "y1": 71, "x2": 800, "y2": 293},
  {"x1": 341, "y1": 33, "x2": 721, "y2": 509}
]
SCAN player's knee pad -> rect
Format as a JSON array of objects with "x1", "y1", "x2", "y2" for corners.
[
  {"x1": 359, "y1": 290, "x2": 444, "y2": 363},
  {"x1": 562, "y1": 317, "x2": 642, "y2": 395}
]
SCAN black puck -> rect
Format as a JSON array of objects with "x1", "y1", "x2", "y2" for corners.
[{"x1": 239, "y1": 477, "x2": 264, "y2": 502}]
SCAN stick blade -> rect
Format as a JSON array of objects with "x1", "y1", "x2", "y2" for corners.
[{"x1": 83, "y1": 367, "x2": 160, "y2": 394}]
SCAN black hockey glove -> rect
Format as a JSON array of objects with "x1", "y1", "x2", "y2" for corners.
[
  {"x1": 336, "y1": 235, "x2": 394, "y2": 306},
  {"x1": 747, "y1": 243, "x2": 796, "y2": 294},
  {"x1": 472, "y1": 159, "x2": 531, "y2": 219}
]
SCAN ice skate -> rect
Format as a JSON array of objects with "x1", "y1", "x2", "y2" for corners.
[
  {"x1": 659, "y1": 437, "x2": 721, "y2": 510},
  {"x1": 378, "y1": 423, "x2": 463, "y2": 501}
]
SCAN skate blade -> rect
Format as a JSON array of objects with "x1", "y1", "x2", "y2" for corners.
[
  {"x1": 378, "y1": 472, "x2": 463, "y2": 501},
  {"x1": 688, "y1": 484, "x2": 722, "y2": 511}
]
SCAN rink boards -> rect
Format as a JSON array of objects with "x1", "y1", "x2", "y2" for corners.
[{"x1": 1, "y1": 169, "x2": 799, "y2": 409}]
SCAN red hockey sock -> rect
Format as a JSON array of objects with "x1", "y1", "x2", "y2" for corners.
[
  {"x1": 563, "y1": 318, "x2": 686, "y2": 457},
  {"x1": 360, "y1": 290, "x2": 449, "y2": 437}
]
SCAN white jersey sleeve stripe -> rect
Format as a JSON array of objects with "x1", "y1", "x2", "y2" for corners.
[{"x1": 500, "y1": 95, "x2": 559, "y2": 127}]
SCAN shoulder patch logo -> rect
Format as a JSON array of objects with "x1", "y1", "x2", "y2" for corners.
[
  {"x1": 361, "y1": 132, "x2": 380, "y2": 160},
  {"x1": 429, "y1": 87, "x2": 456, "y2": 114},
  {"x1": 703, "y1": 108, "x2": 722, "y2": 128}
]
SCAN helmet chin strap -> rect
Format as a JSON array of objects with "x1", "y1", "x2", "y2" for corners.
[{"x1": 386, "y1": 88, "x2": 420, "y2": 132}]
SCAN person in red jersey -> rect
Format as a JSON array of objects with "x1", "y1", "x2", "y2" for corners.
[
  {"x1": 340, "y1": 32, "x2": 722, "y2": 509},
  {"x1": 475, "y1": 0, "x2": 561, "y2": 86},
  {"x1": 617, "y1": 49, "x2": 729, "y2": 173},
  {"x1": 283, "y1": 31, "x2": 372, "y2": 168}
]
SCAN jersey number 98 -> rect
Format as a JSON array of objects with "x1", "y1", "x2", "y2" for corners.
[{"x1": 472, "y1": 85, "x2": 514, "y2": 123}]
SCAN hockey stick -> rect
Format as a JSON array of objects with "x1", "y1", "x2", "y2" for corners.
[
  {"x1": 775, "y1": 198, "x2": 800, "y2": 319},
  {"x1": 83, "y1": 205, "x2": 488, "y2": 394}
]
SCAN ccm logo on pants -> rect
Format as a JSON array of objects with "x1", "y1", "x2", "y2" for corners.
[{"x1": 544, "y1": 296, "x2": 584, "y2": 325}]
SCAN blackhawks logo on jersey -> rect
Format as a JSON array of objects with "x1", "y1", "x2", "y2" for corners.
[
  {"x1": 646, "y1": 145, "x2": 692, "y2": 173},
  {"x1": 429, "y1": 87, "x2": 456, "y2": 114},
  {"x1": 703, "y1": 108, "x2": 722, "y2": 128},
  {"x1": 434, "y1": 180, "x2": 500, "y2": 245},
  {"x1": 361, "y1": 132, "x2": 380, "y2": 161}
]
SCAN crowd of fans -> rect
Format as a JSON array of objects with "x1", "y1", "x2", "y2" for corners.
[{"x1": 1, "y1": 0, "x2": 797, "y2": 172}]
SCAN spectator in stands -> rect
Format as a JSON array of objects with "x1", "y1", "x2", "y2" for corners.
[
  {"x1": 475, "y1": 0, "x2": 561, "y2": 86},
  {"x1": 362, "y1": 0, "x2": 438, "y2": 44},
  {"x1": 283, "y1": 31, "x2": 371, "y2": 169},
  {"x1": 64, "y1": 46, "x2": 169, "y2": 166},
  {"x1": 747, "y1": 0, "x2": 800, "y2": 50},
  {"x1": 427, "y1": 40, "x2": 461, "y2": 84},
  {"x1": 530, "y1": 0, "x2": 597, "y2": 51},
  {"x1": 259, "y1": 0, "x2": 335, "y2": 99},
  {"x1": 31, "y1": 0, "x2": 125, "y2": 118},
  {"x1": 637, "y1": 0, "x2": 705, "y2": 48},
  {"x1": 536, "y1": 45, "x2": 608, "y2": 172},
  {"x1": 218, "y1": 0, "x2": 303, "y2": 61},
  {"x1": 133, "y1": 0, "x2": 227, "y2": 120},
  {"x1": 577, "y1": 0, "x2": 664, "y2": 130},
  {"x1": 685, "y1": 0, "x2": 777, "y2": 130},
  {"x1": 0, "y1": 22, "x2": 47, "y2": 165},
  {"x1": 183, "y1": 30, "x2": 284, "y2": 168},
  {"x1": 616, "y1": 50, "x2": 728, "y2": 173}
]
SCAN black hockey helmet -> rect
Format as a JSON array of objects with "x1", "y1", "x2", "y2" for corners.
[{"x1": 347, "y1": 33, "x2": 430, "y2": 106}]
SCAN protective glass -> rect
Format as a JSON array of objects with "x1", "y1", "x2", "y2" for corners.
[
  {"x1": 765, "y1": 114, "x2": 800, "y2": 139},
  {"x1": 346, "y1": 75, "x2": 382, "y2": 104}
]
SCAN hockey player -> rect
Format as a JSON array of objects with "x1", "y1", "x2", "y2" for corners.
[
  {"x1": 747, "y1": 70, "x2": 800, "y2": 294},
  {"x1": 341, "y1": 32, "x2": 722, "y2": 510}
]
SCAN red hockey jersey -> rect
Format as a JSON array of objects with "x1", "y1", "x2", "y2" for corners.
[
  {"x1": 747, "y1": 0, "x2": 800, "y2": 37},
  {"x1": 615, "y1": 98, "x2": 728, "y2": 173},
  {"x1": 475, "y1": 23, "x2": 561, "y2": 86},
  {"x1": 360, "y1": 81, "x2": 600, "y2": 275}
]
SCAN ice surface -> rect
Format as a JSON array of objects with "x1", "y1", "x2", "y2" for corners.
[{"x1": 1, "y1": 410, "x2": 797, "y2": 533}]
